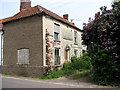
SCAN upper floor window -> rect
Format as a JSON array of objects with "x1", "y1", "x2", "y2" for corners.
[
  {"x1": 74, "y1": 31, "x2": 77, "y2": 44},
  {"x1": 54, "y1": 23, "x2": 60, "y2": 41},
  {"x1": 17, "y1": 49, "x2": 29, "y2": 64}
]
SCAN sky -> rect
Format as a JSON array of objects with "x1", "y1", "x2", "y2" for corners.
[{"x1": 0, "y1": 0, "x2": 113, "y2": 65}]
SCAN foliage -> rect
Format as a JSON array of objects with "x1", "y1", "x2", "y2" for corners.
[
  {"x1": 41, "y1": 54, "x2": 92, "y2": 79},
  {"x1": 82, "y1": 1, "x2": 120, "y2": 86},
  {"x1": 70, "y1": 53, "x2": 92, "y2": 71},
  {"x1": 40, "y1": 69, "x2": 76, "y2": 79},
  {"x1": 71, "y1": 70, "x2": 91, "y2": 80},
  {"x1": 3, "y1": 73, "x2": 14, "y2": 76}
]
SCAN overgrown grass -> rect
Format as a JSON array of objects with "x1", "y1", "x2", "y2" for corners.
[
  {"x1": 40, "y1": 69, "x2": 76, "y2": 79},
  {"x1": 40, "y1": 54, "x2": 92, "y2": 80},
  {"x1": 71, "y1": 70, "x2": 91, "y2": 80},
  {"x1": 40, "y1": 69, "x2": 91, "y2": 80}
]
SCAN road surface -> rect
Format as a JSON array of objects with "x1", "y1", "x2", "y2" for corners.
[
  {"x1": 2, "y1": 76, "x2": 81, "y2": 88},
  {"x1": 2, "y1": 75, "x2": 118, "y2": 88},
  {"x1": 0, "y1": 66, "x2": 1, "y2": 73}
]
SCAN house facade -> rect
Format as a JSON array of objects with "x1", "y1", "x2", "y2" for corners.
[{"x1": 1, "y1": 0, "x2": 86, "y2": 77}]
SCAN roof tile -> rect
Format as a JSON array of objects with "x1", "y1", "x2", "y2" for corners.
[{"x1": 1, "y1": 5, "x2": 80, "y2": 30}]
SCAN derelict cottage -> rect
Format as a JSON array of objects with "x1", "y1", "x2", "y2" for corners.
[{"x1": 0, "y1": 0, "x2": 86, "y2": 77}]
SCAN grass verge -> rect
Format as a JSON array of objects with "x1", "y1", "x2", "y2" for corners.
[
  {"x1": 40, "y1": 69, "x2": 91, "y2": 80},
  {"x1": 71, "y1": 70, "x2": 91, "y2": 80},
  {"x1": 3, "y1": 73, "x2": 14, "y2": 76}
]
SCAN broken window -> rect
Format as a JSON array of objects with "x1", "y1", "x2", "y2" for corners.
[{"x1": 17, "y1": 49, "x2": 29, "y2": 64}]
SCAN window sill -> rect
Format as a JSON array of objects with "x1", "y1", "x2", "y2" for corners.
[
  {"x1": 74, "y1": 43, "x2": 78, "y2": 45},
  {"x1": 54, "y1": 40, "x2": 61, "y2": 42},
  {"x1": 54, "y1": 65, "x2": 61, "y2": 67},
  {"x1": 43, "y1": 65, "x2": 61, "y2": 67},
  {"x1": 16, "y1": 63, "x2": 30, "y2": 65}
]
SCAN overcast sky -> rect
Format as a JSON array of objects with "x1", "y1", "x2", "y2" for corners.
[{"x1": 0, "y1": 0, "x2": 113, "y2": 65}]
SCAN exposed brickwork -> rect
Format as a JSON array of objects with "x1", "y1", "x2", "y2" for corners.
[
  {"x1": 20, "y1": 0, "x2": 31, "y2": 11},
  {"x1": 45, "y1": 30, "x2": 54, "y2": 75}
]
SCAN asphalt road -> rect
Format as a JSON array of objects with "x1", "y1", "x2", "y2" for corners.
[
  {"x1": 0, "y1": 66, "x2": 1, "y2": 73},
  {"x1": 2, "y1": 76, "x2": 81, "y2": 88},
  {"x1": 2, "y1": 76, "x2": 118, "y2": 88}
]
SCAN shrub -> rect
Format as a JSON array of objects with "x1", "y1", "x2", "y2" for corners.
[
  {"x1": 82, "y1": 1, "x2": 120, "y2": 86},
  {"x1": 64, "y1": 53, "x2": 92, "y2": 71},
  {"x1": 41, "y1": 53, "x2": 92, "y2": 79}
]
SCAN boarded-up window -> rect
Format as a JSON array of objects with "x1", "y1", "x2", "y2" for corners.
[{"x1": 17, "y1": 49, "x2": 29, "y2": 64}]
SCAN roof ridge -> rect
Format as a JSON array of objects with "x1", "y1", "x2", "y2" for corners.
[
  {"x1": 37, "y1": 5, "x2": 80, "y2": 30},
  {"x1": 1, "y1": 5, "x2": 81, "y2": 31}
]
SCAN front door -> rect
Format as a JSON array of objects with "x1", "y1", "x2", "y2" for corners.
[{"x1": 65, "y1": 50, "x2": 68, "y2": 64}]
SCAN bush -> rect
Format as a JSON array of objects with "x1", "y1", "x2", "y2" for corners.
[
  {"x1": 91, "y1": 49, "x2": 120, "y2": 86},
  {"x1": 64, "y1": 53, "x2": 92, "y2": 71},
  {"x1": 82, "y1": 2, "x2": 120, "y2": 86},
  {"x1": 41, "y1": 53, "x2": 92, "y2": 79}
]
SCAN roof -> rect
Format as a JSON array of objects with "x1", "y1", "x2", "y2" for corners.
[
  {"x1": 0, "y1": 21, "x2": 3, "y2": 31},
  {"x1": 1, "y1": 5, "x2": 81, "y2": 31}
]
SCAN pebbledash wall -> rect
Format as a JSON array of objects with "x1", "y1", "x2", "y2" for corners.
[
  {"x1": 2, "y1": 15, "x2": 45, "y2": 77},
  {"x1": 43, "y1": 15, "x2": 84, "y2": 67}
]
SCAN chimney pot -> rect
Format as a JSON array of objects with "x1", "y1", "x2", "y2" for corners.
[
  {"x1": 20, "y1": 0, "x2": 31, "y2": 11},
  {"x1": 63, "y1": 14, "x2": 69, "y2": 20}
]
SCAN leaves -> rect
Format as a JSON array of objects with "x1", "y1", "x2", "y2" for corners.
[{"x1": 82, "y1": 1, "x2": 120, "y2": 86}]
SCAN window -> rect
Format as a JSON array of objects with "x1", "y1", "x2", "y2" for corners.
[
  {"x1": 54, "y1": 23, "x2": 60, "y2": 41},
  {"x1": 54, "y1": 32, "x2": 59, "y2": 40},
  {"x1": 74, "y1": 49, "x2": 78, "y2": 57},
  {"x1": 55, "y1": 48, "x2": 60, "y2": 65},
  {"x1": 82, "y1": 50, "x2": 86, "y2": 54},
  {"x1": 74, "y1": 31, "x2": 77, "y2": 44},
  {"x1": 17, "y1": 49, "x2": 29, "y2": 64}
]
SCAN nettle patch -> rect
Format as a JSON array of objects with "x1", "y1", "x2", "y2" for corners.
[{"x1": 82, "y1": 2, "x2": 120, "y2": 86}]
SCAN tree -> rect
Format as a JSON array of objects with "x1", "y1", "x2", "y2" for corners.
[{"x1": 82, "y1": 1, "x2": 120, "y2": 86}]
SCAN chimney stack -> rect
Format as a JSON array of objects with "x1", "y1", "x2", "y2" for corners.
[
  {"x1": 63, "y1": 14, "x2": 69, "y2": 20},
  {"x1": 20, "y1": 0, "x2": 31, "y2": 11}
]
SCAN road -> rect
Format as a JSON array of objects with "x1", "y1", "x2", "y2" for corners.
[
  {"x1": 2, "y1": 76, "x2": 81, "y2": 88},
  {"x1": 0, "y1": 66, "x2": 1, "y2": 73},
  {"x1": 2, "y1": 75, "x2": 118, "y2": 88}
]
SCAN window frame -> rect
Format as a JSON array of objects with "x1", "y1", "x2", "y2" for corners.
[
  {"x1": 74, "y1": 31, "x2": 78, "y2": 44},
  {"x1": 54, "y1": 48, "x2": 60, "y2": 65},
  {"x1": 74, "y1": 49, "x2": 78, "y2": 57},
  {"x1": 54, "y1": 23, "x2": 60, "y2": 41}
]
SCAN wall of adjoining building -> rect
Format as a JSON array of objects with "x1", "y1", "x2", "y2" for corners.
[{"x1": 43, "y1": 15, "x2": 84, "y2": 67}]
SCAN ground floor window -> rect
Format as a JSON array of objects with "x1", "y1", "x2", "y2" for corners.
[
  {"x1": 82, "y1": 50, "x2": 86, "y2": 54},
  {"x1": 55, "y1": 48, "x2": 60, "y2": 65},
  {"x1": 74, "y1": 49, "x2": 78, "y2": 57},
  {"x1": 17, "y1": 49, "x2": 29, "y2": 64}
]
